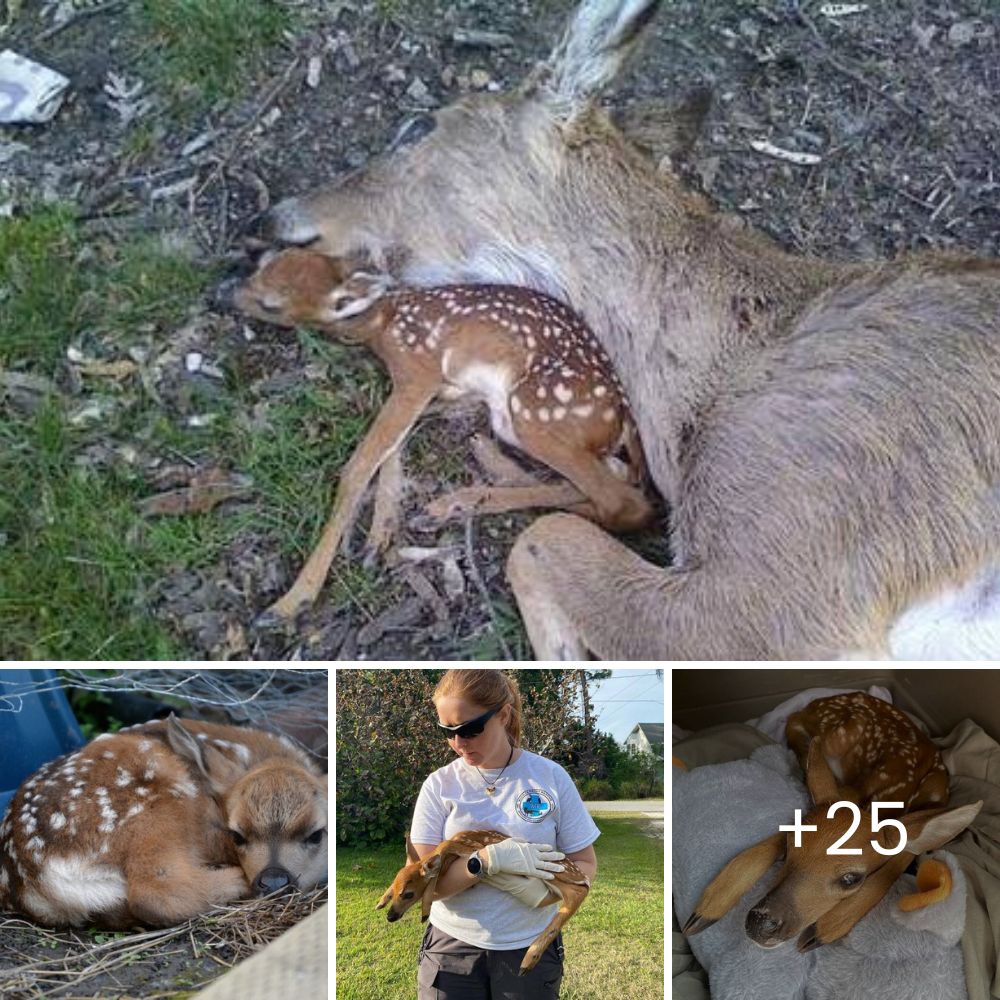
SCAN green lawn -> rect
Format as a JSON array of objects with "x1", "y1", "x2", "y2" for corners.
[{"x1": 336, "y1": 814, "x2": 664, "y2": 1000}]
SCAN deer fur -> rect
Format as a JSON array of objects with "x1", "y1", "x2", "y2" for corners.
[
  {"x1": 0, "y1": 715, "x2": 327, "y2": 928},
  {"x1": 261, "y1": 0, "x2": 1000, "y2": 659}
]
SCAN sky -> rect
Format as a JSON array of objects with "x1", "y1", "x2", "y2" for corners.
[{"x1": 589, "y1": 668, "x2": 664, "y2": 745}]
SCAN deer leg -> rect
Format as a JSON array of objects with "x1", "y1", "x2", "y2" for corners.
[
  {"x1": 363, "y1": 446, "x2": 405, "y2": 562},
  {"x1": 126, "y1": 849, "x2": 249, "y2": 926},
  {"x1": 470, "y1": 433, "x2": 542, "y2": 486},
  {"x1": 796, "y1": 851, "x2": 913, "y2": 951},
  {"x1": 257, "y1": 384, "x2": 436, "y2": 626},
  {"x1": 424, "y1": 481, "x2": 589, "y2": 522},
  {"x1": 511, "y1": 430, "x2": 653, "y2": 532},
  {"x1": 519, "y1": 882, "x2": 589, "y2": 976},
  {"x1": 682, "y1": 833, "x2": 786, "y2": 936}
]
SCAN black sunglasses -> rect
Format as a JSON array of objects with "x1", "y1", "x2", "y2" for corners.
[{"x1": 438, "y1": 706, "x2": 500, "y2": 740}]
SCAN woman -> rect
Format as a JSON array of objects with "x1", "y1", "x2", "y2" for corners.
[{"x1": 410, "y1": 669, "x2": 599, "y2": 999}]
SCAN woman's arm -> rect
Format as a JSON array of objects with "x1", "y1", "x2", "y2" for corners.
[
  {"x1": 565, "y1": 844, "x2": 597, "y2": 883},
  {"x1": 411, "y1": 842, "x2": 482, "y2": 902}
]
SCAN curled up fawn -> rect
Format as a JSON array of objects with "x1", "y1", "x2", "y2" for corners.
[
  {"x1": 0, "y1": 715, "x2": 328, "y2": 927},
  {"x1": 683, "y1": 692, "x2": 982, "y2": 950},
  {"x1": 224, "y1": 247, "x2": 651, "y2": 626},
  {"x1": 258, "y1": 0, "x2": 1000, "y2": 659},
  {"x1": 377, "y1": 830, "x2": 590, "y2": 975}
]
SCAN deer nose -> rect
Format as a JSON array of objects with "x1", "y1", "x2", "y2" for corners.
[
  {"x1": 253, "y1": 867, "x2": 295, "y2": 896},
  {"x1": 746, "y1": 906, "x2": 782, "y2": 940}
]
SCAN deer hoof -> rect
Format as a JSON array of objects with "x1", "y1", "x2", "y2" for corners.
[
  {"x1": 681, "y1": 911, "x2": 717, "y2": 936},
  {"x1": 796, "y1": 924, "x2": 823, "y2": 952},
  {"x1": 254, "y1": 600, "x2": 305, "y2": 630}
]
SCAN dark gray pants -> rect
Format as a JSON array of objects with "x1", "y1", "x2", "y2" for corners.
[{"x1": 417, "y1": 922, "x2": 564, "y2": 1000}]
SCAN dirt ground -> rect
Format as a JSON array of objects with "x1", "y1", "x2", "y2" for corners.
[{"x1": 3, "y1": 0, "x2": 998, "y2": 660}]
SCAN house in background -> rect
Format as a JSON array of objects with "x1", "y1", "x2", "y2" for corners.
[{"x1": 624, "y1": 722, "x2": 664, "y2": 759}]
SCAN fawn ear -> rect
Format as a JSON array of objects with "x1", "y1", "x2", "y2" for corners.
[
  {"x1": 902, "y1": 800, "x2": 983, "y2": 854},
  {"x1": 540, "y1": 0, "x2": 662, "y2": 113},
  {"x1": 803, "y1": 739, "x2": 841, "y2": 807},
  {"x1": 376, "y1": 887, "x2": 393, "y2": 910},
  {"x1": 405, "y1": 834, "x2": 420, "y2": 864},
  {"x1": 166, "y1": 714, "x2": 246, "y2": 796},
  {"x1": 421, "y1": 875, "x2": 439, "y2": 922}
]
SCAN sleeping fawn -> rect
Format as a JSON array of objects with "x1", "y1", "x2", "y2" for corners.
[
  {"x1": 377, "y1": 830, "x2": 590, "y2": 975},
  {"x1": 226, "y1": 247, "x2": 652, "y2": 625},
  {"x1": 0, "y1": 715, "x2": 328, "y2": 928},
  {"x1": 683, "y1": 692, "x2": 982, "y2": 950}
]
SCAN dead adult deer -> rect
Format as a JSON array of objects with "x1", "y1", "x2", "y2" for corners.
[
  {"x1": 261, "y1": 0, "x2": 1000, "y2": 658},
  {"x1": 0, "y1": 715, "x2": 328, "y2": 927},
  {"x1": 377, "y1": 830, "x2": 590, "y2": 975},
  {"x1": 227, "y1": 248, "x2": 650, "y2": 625},
  {"x1": 683, "y1": 692, "x2": 982, "y2": 950}
]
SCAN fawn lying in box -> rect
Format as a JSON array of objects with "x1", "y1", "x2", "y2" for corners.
[
  {"x1": 377, "y1": 830, "x2": 590, "y2": 975},
  {"x1": 226, "y1": 248, "x2": 652, "y2": 625},
  {"x1": 683, "y1": 692, "x2": 982, "y2": 950}
]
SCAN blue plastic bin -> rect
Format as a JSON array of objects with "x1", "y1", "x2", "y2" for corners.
[{"x1": 0, "y1": 669, "x2": 85, "y2": 817}]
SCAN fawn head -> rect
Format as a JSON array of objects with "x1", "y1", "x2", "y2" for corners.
[
  {"x1": 744, "y1": 739, "x2": 981, "y2": 948},
  {"x1": 260, "y1": 1, "x2": 684, "y2": 293},
  {"x1": 230, "y1": 248, "x2": 394, "y2": 339},
  {"x1": 376, "y1": 834, "x2": 444, "y2": 923},
  {"x1": 166, "y1": 715, "x2": 328, "y2": 896}
]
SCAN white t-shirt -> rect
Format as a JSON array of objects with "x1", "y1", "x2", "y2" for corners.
[{"x1": 409, "y1": 748, "x2": 600, "y2": 950}]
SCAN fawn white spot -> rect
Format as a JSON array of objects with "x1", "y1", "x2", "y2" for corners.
[
  {"x1": 594, "y1": 385, "x2": 608, "y2": 398},
  {"x1": 572, "y1": 404, "x2": 594, "y2": 418},
  {"x1": 0, "y1": 866, "x2": 8, "y2": 889},
  {"x1": 97, "y1": 803, "x2": 117, "y2": 834},
  {"x1": 114, "y1": 768, "x2": 133, "y2": 788},
  {"x1": 101, "y1": 751, "x2": 115, "y2": 760},
  {"x1": 94, "y1": 734, "x2": 113, "y2": 743},
  {"x1": 143, "y1": 762, "x2": 157, "y2": 781},
  {"x1": 536, "y1": 385, "x2": 547, "y2": 399},
  {"x1": 171, "y1": 778, "x2": 198, "y2": 799},
  {"x1": 538, "y1": 408, "x2": 550, "y2": 422},
  {"x1": 510, "y1": 396, "x2": 523, "y2": 415},
  {"x1": 26, "y1": 836, "x2": 45, "y2": 861},
  {"x1": 49, "y1": 813, "x2": 67, "y2": 832},
  {"x1": 124, "y1": 803, "x2": 144, "y2": 820},
  {"x1": 196, "y1": 733, "x2": 208, "y2": 741},
  {"x1": 23, "y1": 816, "x2": 37, "y2": 836},
  {"x1": 554, "y1": 384, "x2": 573, "y2": 404},
  {"x1": 601, "y1": 407, "x2": 617, "y2": 423},
  {"x1": 138, "y1": 739, "x2": 152, "y2": 753},
  {"x1": 135, "y1": 786, "x2": 150, "y2": 797}
]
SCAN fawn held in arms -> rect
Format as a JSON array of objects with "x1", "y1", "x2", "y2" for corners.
[
  {"x1": 260, "y1": 0, "x2": 1000, "y2": 660},
  {"x1": 683, "y1": 693, "x2": 982, "y2": 950},
  {"x1": 378, "y1": 830, "x2": 590, "y2": 975},
  {"x1": 0, "y1": 715, "x2": 328, "y2": 927}
]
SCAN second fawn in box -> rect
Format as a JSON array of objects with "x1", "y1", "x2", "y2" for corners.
[
  {"x1": 377, "y1": 830, "x2": 590, "y2": 975},
  {"x1": 0, "y1": 714, "x2": 328, "y2": 928},
  {"x1": 683, "y1": 692, "x2": 982, "y2": 950},
  {"x1": 229, "y1": 248, "x2": 652, "y2": 625}
]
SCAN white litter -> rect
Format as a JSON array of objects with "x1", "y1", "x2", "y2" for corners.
[
  {"x1": 750, "y1": 139, "x2": 822, "y2": 166},
  {"x1": 0, "y1": 49, "x2": 70, "y2": 123}
]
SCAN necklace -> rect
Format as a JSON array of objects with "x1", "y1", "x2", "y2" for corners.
[{"x1": 475, "y1": 743, "x2": 514, "y2": 795}]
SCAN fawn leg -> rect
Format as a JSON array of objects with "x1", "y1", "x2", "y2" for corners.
[
  {"x1": 511, "y1": 430, "x2": 653, "y2": 532},
  {"x1": 519, "y1": 882, "x2": 589, "y2": 975},
  {"x1": 683, "y1": 833, "x2": 787, "y2": 936},
  {"x1": 126, "y1": 850, "x2": 249, "y2": 926},
  {"x1": 258, "y1": 384, "x2": 436, "y2": 625},
  {"x1": 470, "y1": 433, "x2": 542, "y2": 486},
  {"x1": 364, "y1": 446, "x2": 405, "y2": 561},
  {"x1": 796, "y1": 851, "x2": 913, "y2": 950},
  {"x1": 424, "y1": 481, "x2": 589, "y2": 521}
]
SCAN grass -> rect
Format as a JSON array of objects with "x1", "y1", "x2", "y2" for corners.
[
  {"x1": 137, "y1": 0, "x2": 295, "y2": 108},
  {"x1": 0, "y1": 205, "x2": 386, "y2": 659},
  {"x1": 335, "y1": 815, "x2": 664, "y2": 1000}
]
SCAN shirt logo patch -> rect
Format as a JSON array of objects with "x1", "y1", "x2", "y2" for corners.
[{"x1": 516, "y1": 788, "x2": 555, "y2": 822}]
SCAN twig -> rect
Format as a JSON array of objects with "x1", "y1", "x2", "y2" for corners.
[
  {"x1": 36, "y1": 0, "x2": 125, "y2": 42},
  {"x1": 795, "y1": 6, "x2": 915, "y2": 120},
  {"x1": 463, "y1": 516, "x2": 513, "y2": 660}
]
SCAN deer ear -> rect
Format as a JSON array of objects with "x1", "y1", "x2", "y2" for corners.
[
  {"x1": 803, "y1": 738, "x2": 840, "y2": 807},
  {"x1": 541, "y1": 0, "x2": 662, "y2": 113},
  {"x1": 903, "y1": 800, "x2": 983, "y2": 854},
  {"x1": 421, "y1": 875, "x2": 439, "y2": 922},
  {"x1": 165, "y1": 714, "x2": 246, "y2": 796},
  {"x1": 376, "y1": 887, "x2": 393, "y2": 909}
]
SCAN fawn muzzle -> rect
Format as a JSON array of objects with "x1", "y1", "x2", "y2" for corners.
[{"x1": 253, "y1": 866, "x2": 295, "y2": 896}]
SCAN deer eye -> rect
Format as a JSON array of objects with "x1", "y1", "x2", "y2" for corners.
[
  {"x1": 402, "y1": 891, "x2": 415, "y2": 900},
  {"x1": 230, "y1": 830, "x2": 246, "y2": 847},
  {"x1": 838, "y1": 872, "x2": 864, "y2": 889},
  {"x1": 389, "y1": 113, "x2": 437, "y2": 151},
  {"x1": 304, "y1": 828, "x2": 325, "y2": 847}
]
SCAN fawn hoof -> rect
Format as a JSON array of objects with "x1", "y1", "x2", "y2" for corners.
[
  {"x1": 681, "y1": 911, "x2": 717, "y2": 936},
  {"x1": 796, "y1": 923, "x2": 823, "y2": 952},
  {"x1": 254, "y1": 597, "x2": 309, "y2": 629}
]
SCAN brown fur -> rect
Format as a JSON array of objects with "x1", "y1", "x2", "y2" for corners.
[
  {"x1": 0, "y1": 716, "x2": 327, "y2": 927},
  {"x1": 261, "y1": 0, "x2": 1000, "y2": 658}
]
